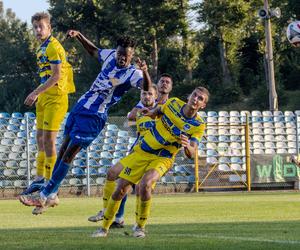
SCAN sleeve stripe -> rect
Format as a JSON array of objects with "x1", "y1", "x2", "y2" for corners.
[{"x1": 49, "y1": 60, "x2": 62, "y2": 64}]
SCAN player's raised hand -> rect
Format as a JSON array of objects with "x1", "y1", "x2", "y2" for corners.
[
  {"x1": 140, "y1": 107, "x2": 157, "y2": 118},
  {"x1": 135, "y1": 57, "x2": 148, "y2": 72},
  {"x1": 140, "y1": 107, "x2": 151, "y2": 116},
  {"x1": 66, "y1": 30, "x2": 79, "y2": 39},
  {"x1": 24, "y1": 91, "x2": 38, "y2": 107},
  {"x1": 180, "y1": 134, "x2": 190, "y2": 148}
]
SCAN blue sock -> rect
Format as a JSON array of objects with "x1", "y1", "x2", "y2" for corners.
[
  {"x1": 40, "y1": 158, "x2": 61, "y2": 192},
  {"x1": 41, "y1": 161, "x2": 70, "y2": 197},
  {"x1": 52, "y1": 157, "x2": 62, "y2": 173},
  {"x1": 116, "y1": 194, "x2": 127, "y2": 219}
]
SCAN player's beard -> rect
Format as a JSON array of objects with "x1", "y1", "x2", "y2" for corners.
[{"x1": 142, "y1": 100, "x2": 153, "y2": 107}]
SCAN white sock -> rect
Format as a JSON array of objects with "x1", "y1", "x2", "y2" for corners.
[
  {"x1": 115, "y1": 216, "x2": 124, "y2": 223},
  {"x1": 49, "y1": 192, "x2": 57, "y2": 199},
  {"x1": 40, "y1": 192, "x2": 48, "y2": 201},
  {"x1": 34, "y1": 176, "x2": 44, "y2": 182}
]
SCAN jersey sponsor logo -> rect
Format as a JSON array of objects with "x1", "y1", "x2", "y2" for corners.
[
  {"x1": 124, "y1": 167, "x2": 132, "y2": 176},
  {"x1": 93, "y1": 78, "x2": 112, "y2": 90}
]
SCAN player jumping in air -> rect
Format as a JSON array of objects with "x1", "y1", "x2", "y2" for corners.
[{"x1": 19, "y1": 30, "x2": 152, "y2": 214}]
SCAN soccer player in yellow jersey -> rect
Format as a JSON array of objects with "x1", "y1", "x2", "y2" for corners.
[
  {"x1": 88, "y1": 85, "x2": 158, "y2": 226},
  {"x1": 127, "y1": 73, "x2": 173, "y2": 121},
  {"x1": 21, "y1": 12, "x2": 75, "y2": 197},
  {"x1": 92, "y1": 86, "x2": 209, "y2": 238},
  {"x1": 88, "y1": 74, "x2": 173, "y2": 225}
]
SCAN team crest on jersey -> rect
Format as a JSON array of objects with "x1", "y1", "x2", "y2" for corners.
[
  {"x1": 183, "y1": 124, "x2": 190, "y2": 131},
  {"x1": 175, "y1": 102, "x2": 181, "y2": 110},
  {"x1": 40, "y1": 47, "x2": 47, "y2": 54}
]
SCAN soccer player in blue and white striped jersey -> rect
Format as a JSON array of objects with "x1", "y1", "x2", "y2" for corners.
[{"x1": 19, "y1": 30, "x2": 152, "y2": 213}]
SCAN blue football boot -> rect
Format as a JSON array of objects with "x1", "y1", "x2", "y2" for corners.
[{"x1": 20, "y1": 178, "x2": 45, "y2": 195}]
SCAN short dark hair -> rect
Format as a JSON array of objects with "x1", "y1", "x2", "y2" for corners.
[
  {"x1": 117, "y1": 36, "x2": 136, "y2": 48},
  {"x1": 31, "y1": 12, "x2": 51, "y2": 24},
  {"x1": 159, "y1": 73, "x2": 173, "y2": 83},
  {"x1": 195, "y1": 86, "x2": 210, "y2": 102}
]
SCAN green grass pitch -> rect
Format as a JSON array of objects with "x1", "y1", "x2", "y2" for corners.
[{"x1": 1, "y1": 192, "x2": 300, "y2": 249}]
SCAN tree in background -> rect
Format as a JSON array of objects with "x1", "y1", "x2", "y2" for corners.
[
  {"x1": 0, "y1": 1, "x2": 36, "y2": 113},
  {"x1": 48, "y1": 0, "x2": 193, "y2": 114},
  {"x1": 1, "y1": 0, "x2": 299, "y2": 113}
]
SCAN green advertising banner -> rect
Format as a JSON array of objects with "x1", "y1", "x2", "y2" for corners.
[{"x1": 251, "y1": 154, "x2": 300, "y2": 183}]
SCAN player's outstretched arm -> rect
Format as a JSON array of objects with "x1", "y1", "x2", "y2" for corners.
[
  {"x1": 140, "y1": 106, "x2": 161, "y2": 119},
  {"x1": 135, "y1": 57, "x2": 152, "y2": 91},
  {"x1": 66, "y1": 30, "x2": 99, "y2": 58},
  {"x1": 127, "y1": 107, "x2": 143, "y2": 121}
]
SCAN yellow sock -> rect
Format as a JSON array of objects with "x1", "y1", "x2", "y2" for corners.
[
  {"x1": 102, "y1": 198, "x2": 121, "y2": 230},
  {"x1": 36, "y1": 151, "x2": 46, "y2": 177},
  {"x1": 44, "y1": 155, "x2": 57, "y2": 180},
  {"x1": 103, "y1": 180, "x2": 116, "y2": 209},
  {"x1": 138, "y1": 199, "x2": 152, "y2": 228},
  {"x1": 135, "y1": 196, "x2": 140, "y2": 224}
]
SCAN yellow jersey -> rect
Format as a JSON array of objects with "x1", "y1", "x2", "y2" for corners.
[
  {"x1": 134, "y1": 97, "x2": 206, "y2": 158},
  {"x1": 136, "y1": 111, "x2": 155, "y2": 136},
  {"x1": 135, "y1": 100, "x2": 166, "y2": 135},
  {"x1": 36, "y1": 35, "x2": 75, "y2": 95}
]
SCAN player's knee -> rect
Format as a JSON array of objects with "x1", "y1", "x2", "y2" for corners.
[
  {"x1": 113, "y1": 186, "x2": 127, "y2": 200},
  {"x1": 36, "y1": 135, "x2": 44, "y2": 149},
  {"x1": 43, "y1": 138, "x2": 56, "y2": 151},
  {"x1": 140, "y1": 179, "x2": 153, "y2": 194},
  {"x1": 107, "y1": 169, "x2": 117, "y2": 180},
  {"x1": 107, "y1": 164, "x2": 122, "y2": 181}
]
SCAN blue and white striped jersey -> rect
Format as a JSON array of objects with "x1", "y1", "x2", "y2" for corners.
[{"x1": 77, "y1": 49, "x2": 143, "y2": 114}]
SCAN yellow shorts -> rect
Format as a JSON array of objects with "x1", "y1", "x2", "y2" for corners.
[
  {"x1": 119, "y1": 147, "x2": 173, "y2": 184},
  {"x1": 36, "y1": 93, "x2": 68, "y2": 131}
]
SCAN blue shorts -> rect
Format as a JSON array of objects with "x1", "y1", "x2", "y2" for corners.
[{"x1": 64, "y1": 105, "x2": 107, "y2": 149}]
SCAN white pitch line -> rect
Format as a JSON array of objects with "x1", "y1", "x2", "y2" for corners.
[
  {"x1": 2, "y1": 229, "x2": 300, "y2": 245},
  {"x1": 162, "y1": 233, "x2": 300, "y2": 245}
]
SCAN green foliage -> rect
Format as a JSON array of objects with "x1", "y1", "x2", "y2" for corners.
[
  {"x1": 0, "y1": 0, "x2": 299, "y2": 113},
  {"x1": 0, "y1": 3, "x2": 36, "y2": 113}
]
